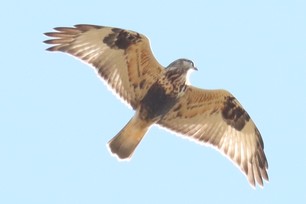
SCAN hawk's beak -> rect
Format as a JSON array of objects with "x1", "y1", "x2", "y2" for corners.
[{"x1": 193, "y1": 67, "x2": 198, "y2": 71}]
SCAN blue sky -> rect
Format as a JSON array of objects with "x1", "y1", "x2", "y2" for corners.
[{"x1": 1, "y1": 0, "x2": 306, "y2": 203}]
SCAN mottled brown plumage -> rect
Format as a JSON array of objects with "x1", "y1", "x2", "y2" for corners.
[{"x1": 44, "y1": 24, "x2": 268, "y2": 187}]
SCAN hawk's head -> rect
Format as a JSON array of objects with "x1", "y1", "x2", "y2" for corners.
[
  {"x1": 166, "y1": 58, "x2": 197, "y2": 85},
  {"x1": 167, "y1": 58, "x2": 197, "y2": 71}
]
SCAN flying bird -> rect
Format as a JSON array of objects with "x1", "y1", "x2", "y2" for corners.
[{"x1": 44, "y1": 24, "x2": 268, "y2": 187}]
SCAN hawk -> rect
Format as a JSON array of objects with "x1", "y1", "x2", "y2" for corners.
[{"x1": 44, "y1": 24, "x2": 268, "y2": 187}]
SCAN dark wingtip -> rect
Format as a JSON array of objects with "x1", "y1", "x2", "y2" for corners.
[
  {"x1": 44, "y1": 32, "x2": 62, "y2": 37},
  {"x1": 45, "y1": 47, "x2": 55, "y2": 51},
  {"x1": 43, "y1": 39, "x2": 54, "y2": 44},
  {"x1": 44, "y1": 32, "x2": 53, "y2": 37},
  {"x1": 43, "y1": 39, "x2": 57, "y2": 51}
]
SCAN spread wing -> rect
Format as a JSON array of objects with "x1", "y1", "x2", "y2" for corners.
[
  {"x1": 158, "y1": 86, "x2": 268, "y2": 187},
  {"x1": 44, "y1": 24, "x2": 164, "y2": 109}
]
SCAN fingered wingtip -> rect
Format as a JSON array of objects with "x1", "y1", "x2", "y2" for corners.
[{"x1": 44, "y1": 32, "x2": 55, "y2": 37}]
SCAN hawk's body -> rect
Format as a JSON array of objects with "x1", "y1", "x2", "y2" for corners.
[
  {"x1": 109, "y1": 59, "x2": 192, "y2": 159},
  {"x1": 44, "y1": 24, "x2": 269, "y2": 187}
]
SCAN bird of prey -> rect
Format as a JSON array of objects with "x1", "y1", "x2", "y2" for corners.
[{"x1": 44, "y1": 24, "x2": 268, "y2": 187}]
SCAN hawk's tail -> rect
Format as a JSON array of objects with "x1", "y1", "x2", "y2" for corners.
[{"x1": 107, "y1": 115, "x2": 149, "y2": 160}]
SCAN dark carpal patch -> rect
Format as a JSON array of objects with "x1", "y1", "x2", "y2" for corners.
[
  {"x1": 103, "y1": 28, "x2": 142, "y2": 50},
  {"x1": 222, "y1": 96, "x2": 250, "y2": 131},
  {"x1": 140, "y1": 82, "x2": 177, "y2": 120}
]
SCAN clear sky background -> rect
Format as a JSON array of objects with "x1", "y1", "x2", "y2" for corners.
[{"x1": 1, "y1": 0, "x2": 305, "y2": 203}]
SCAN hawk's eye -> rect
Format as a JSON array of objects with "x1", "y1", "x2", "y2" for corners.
[{"x1": 187, "y1": 60, "x2": 194, "y2": 67}]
